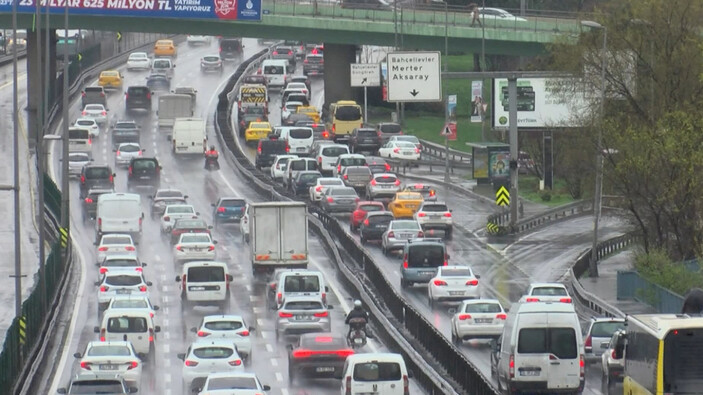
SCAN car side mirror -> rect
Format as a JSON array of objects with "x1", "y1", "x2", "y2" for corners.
[
  {"x1": 325, "y1": 286, "x2": 330, "y2": 292},
  {"x1": 112, "y1": 149, "x2": 117, "y2": 152},
  {"x1": 262, "y1": 385, "x2": 270, "y2": 391},
  {"x1": 183, "y1": 195, "x2": 189, "y2": 199},
  {"x1": 475, "y1": 274, "x2": 481, "y2": 279},
  {"x1": 112, "y1": 173, "x2": 116, "y2": 178},
  {"x1": 248, "y1": 326, "x2": 256, "y2": 331},
  {"x1": 286, "y1": 344, "x2": 294, "y2": 350},
  {"x1": 210, "y1": 203, "x2": 216, "y2": 207},
  {"x1": 154, "y1": 326, "x2": 161, "y2": 333},
  {"x1": 504, "y1": 307, "x2": 509, "y2": 312},
  {"x1": 94, "y1": 281, "x2": 100, "y2": 286},
  {"x1": 93, "y1": 326, "x2": 100, "y2": 333},
  {"x1": 141, "y1": 213, "x2": 145, "y2": 219},
  {"x1": 93, "y1": 241, "x2": 98, "y2": 246},
  {"x1": 153, "y1": 305, "x2": 160, "y2": 311},
  {"x1": 73, "y1": 352, "x2": 82, "y2": 358},
  {"x1": 141, "y1": 149, "x2": 146, "y2": 153},
  {"x1": 129, "y1": 388, "x2": 138, "y2": 394},
  {"x1": 212, "y1": 240, "x2": 218, "y2": 244},
  {"x1": 151, "y1": 91, "x2": 155, "y2": 95},
  {"x1": 327, "y1": 305, "x2": 334, "y2": 310},
  {"x1": 177, "y1": 353, "x2": 185, "y2": 361},
  {"x1": 208, "y1": 226, "x2": 214, "y2": 230},
  {"x1": 173, "y1": 64, "x2": 176, "y2": 67},
  {"x1": 146, "y1": 281, "x2": 153, "y2": 286},
  {"x1": 57, "y1": 389, "x2": 67, "y2": 394},
  {"x1": 190, "y1": 327, "x2": 197, "y2": 333},
  {"x1": 490, "y1": 339, "x2": 499, "y2": 352},
  {"x1": 175, "y1": 276, "x2": 181, "y2": 282},
  {"x1": 95, "y1": 262, "x2": 100, "y2": 267},
  {"x1": 227, "y1": 274, "x2": 233, "y2": 281},
  {"x1": 141, "y1": 263, "x2": 147, "y2": 267}
]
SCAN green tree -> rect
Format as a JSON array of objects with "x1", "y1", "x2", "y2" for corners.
[{"x1": 548, "y1": 0, "x2": 703, "y2": 259}]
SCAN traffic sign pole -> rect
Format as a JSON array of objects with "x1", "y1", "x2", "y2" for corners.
[{"x1": 364, "y1": 86, "x2": 368, "y2": 124}]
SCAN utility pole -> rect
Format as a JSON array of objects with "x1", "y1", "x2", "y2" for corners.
[
  {"x1": 11, "y1": 0, "x2": 22, "y2": 317},
  {"x1": 61, "y1": 0, "x2": 71, "y2": 258},
  {"x1": 35, "y1": 0, "x2": 47, "y2": 310}
]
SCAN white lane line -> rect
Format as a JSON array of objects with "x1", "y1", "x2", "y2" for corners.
[
  {"x1": 162, "y1": 285, "x2": 169, "y2": 293},
  {"x1": 48, "y1": 236, "x2": 87, "y2": 393},
  {"x1": 256, "y1": 318, "x2": 264, "y2": 328},
  {"x1": 261, "y1": 331, "x2": 269, "y2": 339},
  {"x1": 164, "y1": 358, "x2": 171, "y2": 368},
  {"x1": 163, "y1": 296, "x2": 169, "y2": 304},
  {"x1": 163, "y1": 331, "x2": 170, "y2": 340},
  {"x1": 281, "y1": 389, "x2": 289, "y2": 395},
  {"x1": 154, "y1": 255, "x2": 162, "y2": 262},
  {"x1": 275, "y1": 372, "x2": 283, "y2": 382},
  {"x1": 164, "y1": 373, "x2": 171, "y2": 383},
  {"x1": 163, "y1": 344, "x2": 170, "y2": 353},
  {"x1": 265, "y1": 344, "x2": 273, "y2": 353},
  {"x1": 163, "y1": 318, "x2": 170, "y2": 327},
  {"x1": 160, "y1": 274, "x2": 167, "y2": 282},
  {"x1": 271, "y1": 358, "x2": 278, "y2": 367}
]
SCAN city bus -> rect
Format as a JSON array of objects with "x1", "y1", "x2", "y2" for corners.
[{"x1": 622, "y1": 314, "x2": 703, "y2": 394}]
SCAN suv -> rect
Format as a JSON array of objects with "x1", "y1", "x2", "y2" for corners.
[
  {"x1": 400, "y1": 238, "x2": 447, "y2": 288},
  {"x1": 272, "y1": 45, "x2": 296, "y2": 71},
  {"x1": 82, "y1": 188, "x2": 114, "y2": 222},
  {"x1": 212, "y1": 197, "x2": 246, "y2": 226},
  {"x1": 81, "y1": 86, "x2": 107, "y2": 108},
  {"x1": 303, "y1": 53, "x2": 324, "y2": 76},
  {"x1": 79, "y1": 165, "x2": 115, "y2": 198},
  {"x1": 127, "y1": 157, "x2": 161, "y2": 191},
  {"x1": 176, "y1": 261, "x2": 233, "y2": 311},
  {"x1": 414, "y1": 201, "x2": 453, "y2": 238},
  {"x1": 584, "y1": 317, "x2": 625, "y2": 363},
  {"x1": 57, "y1": 372, "x2": 137, "y2": 394},
  {"x1": 125, "y1": 86, "x2": 152, "y2": 111},
  {"x1": 376, "y1": 122, "x2": 403, "y2": 143},
  {"x1": 219, "y1": 38, "x2": 243, "y2": 60},
  {"x1": 256, "y1": 138, "x2": 289, "y2": 170},
  {"x1": 349, "y1": 127, "x2": 382, "y2": 154}
]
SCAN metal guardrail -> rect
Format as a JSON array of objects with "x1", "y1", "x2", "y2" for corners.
[
  {"x1": 0, "y1": 50, "x2": 26, "y2": 66},
  {"x1": 214, "y1": 50, "x2": 494, "y2": 395},
  {"x1": 616, "y1": 271, "x2": 685, "y2": 314}
]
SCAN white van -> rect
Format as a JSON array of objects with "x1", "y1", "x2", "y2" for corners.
[
  {"x1": 283, "y1": 157, "x2": 318, "y2": 189},
  {"x1": 270, "y1": 270, "x2": 328, "y2": 309},
  {"x1": 315, "y1": 144, "x2": 349, "y2": 175},
  {"x1": 277, "y1": 126, "x2": 314, "y2": 156},
  {"x1": 176, "y1": 261, "x2": 233, "y2": 311},
  {"x1": 492, "y1": 301, "x2": 585, "y2": 394},
  {"x1": 95, "y1": 309, "x2": 160, "y2": 358},
  {"x1": 340, "y1": 353, "x2": 412, "y2": 395},
  {"x1": 261, "y1": 59, "x2": 288, "y2": 89},
  {"x1": 68, "y1": 127, "x2": 92, "y2": 154},
  {"x1": 95, "y1": 193, "x2": 143, "y2": 243},
  {"x1": 151, "y1": 58, "x2": 175, "y2": 77},
  {"x1": 172, "y1": 117, "x2": 206, "y2": 155}
]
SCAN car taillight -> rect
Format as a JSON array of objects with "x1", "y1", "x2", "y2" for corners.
[
  {"x1": 611, "y1": 349, "x2": 617, "y2": 359},
  {"x1": 332, "y1": 123, "x2": 336, "y2": 132},
  {"x1": 278, "y1": 312, "x2": 293, "y2": 318},
  {"x1": 394, "y1": 180, "x2": 401, "y2": 186},
  {"x1": 99, "y1": 267, "x2": 108, "y2": 275},
  {"x1": 458, "y1": 314, "x2": 472, "y2": 320},
  {"x1": 560, "y1": 297, "x2": 573, "y2": 303},
  {"x1": 98, "y1": 246, "x2": 108, "y2": 252},
  {"x1": 584, "y1": 335, "x2": 592, "y2": 348},
  {"x1": 100, "y1": 286, "x2": 108, "y2": 292},
  {"x1": 116, "y1": 150, "x2": 121, "y2": 156},
  {"x1": 327, "y1": 197, "x2": 334, "y2": 203},
  {"x1": 239, "y1": 330, "x2": 250, "y2": 336},
  {"x1": 443, "y1": 212, "x2": 452, "y2": 217},
  {"x1": 393, "y1": 148, "x2": 400, "y2": 153},
  {"x1": 415, "y1": 148, "x2": 420, "y2": 153},
  {"x1": 176, "y1": 245, "x2": 183, "y2": 251},
  {"x1": 370, "y1": 179, "x2": 377, "y2": 186},
  {"x1": 387, "y1": 231, "x2": 394, "y2": 238},
  {"x1": 292, "y1": 349, "x2": 312, "y2": 358},
  {"x1": 184, "y1": 360, "x2": 198, "y2": 367},
  {"x1": 228, "y1": 359, "x2": 242, "y2": 366},
  {"x1": 139, "y1": 285, "x2": 147, "y2": 292},
  {"x1": 257, "y1": 144, "x2": 262, "y2": 154},
  {"x1": 509, "y1": 354, "x2": 515, "y2": 378},
  {"x1": 363, "y1": 219, "x2": 369, "y2": 226},
  {"x1": 208, "y1": 245, "x2": 215, "y2": 251},
  {"x1": 417, "y1": 212, "x2": 426, "y2": 217},
  {"x1": 403, "y1": 374, "x2": 409, "y2": 395},
  {"x1": 277, "y1": 292, "x2": 283, "y2": 304},
  {"x1": 285, "y1": 144, "x2": 290, "y2": 153},
  {"x1": 88, "y1": 138, "x2": 92, "y2": 145},
  {"x1": 579, "y1": 355, "x2": 585, "y2": 378},
  {"x1": 80, "y1": 174, "x2": 85, "y2": 183},
  {"x1": 217, "y1": 207, "x2": 226, "y2": 213},
  {"x1": 128, "y1": 166, "x2": 133, "y2": 175},
  {"x1": 322, "y1": 131, "x2": 330, "y2": 139},
  {"x1": 196, "y1": 330, "x2": 210, "y2": 337},
  {"x1": 163, "y1": 216, "x2": 170, "y2": 222},
  {"x1": 81, "y1": 92, "x2": 86, "y2": 97},
  {"x1": 313, "y1": 311, "x2": 328, "y2": 317},
  {"x1": 466, "y1": 279, "x2": 479, "y2": 286},
  {"x1": 525, "y1": 297, "x2": 540, "y2": 302},
  {"x1": 97, "y1": 218, "x2": 102, "y2": 230},
  {"x1": 315, "y1": 186, "x2": 322, "y2": 192},
  {"x1": 108, "y1": 173, "x2": 113, "y2": 183},
  {"x1": 343, "y1": 174, "x2": 348, "y2": 180},
  {"x1": 82, "y1": 111, "x2": 87, "y2": 116},
  {"x1": 345, "y1": 376, "x2": 352, "y2": 395},
  {"x1": 496, "y1": 313, "x2": 508, "y2": 320},
  {"x1": 127, "y1": 361, "x2": 138, "y2": 370},
  {"x1": 433, "y1": 280, "x2": 447, "y2": 286},
  {"x1": 79, "y1": 361, "x2": 91, "y2": 370},
  {"x1": 272, "y1": 51, "x2": 278, "y2": 55},
  {"x1": 101, "y1": 111, "x2": 106, "y2": 116}
]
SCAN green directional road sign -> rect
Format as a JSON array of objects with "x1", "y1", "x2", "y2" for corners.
[{"x1": 496, "y1": 185, "x2": 510, "y2": 206}]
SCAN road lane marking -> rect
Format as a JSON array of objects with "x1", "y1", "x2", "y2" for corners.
[
  {"x1": 275, "y1": 372, "x2": 283, "y2": 382},
  {"x1": 256, "y1": 318, "x2": 264, "y2": 327},
  {"x1": 265, "y1": 344, "x2": 273, "y2": 352},
  {"x1": 0, "y1": 72, "x2": 27, "y2": 90},
  {"x1": 270, "y1": 358, "x2": 278, "y2": 367},
  {"x1": 164, "y1": 373, "x2": 171, "y2": 383},
  {"x1": 163, "y1": 344, "x2": 170, "y2": 353}
]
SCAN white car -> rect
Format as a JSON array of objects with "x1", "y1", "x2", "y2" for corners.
[
  {"x1": 199, "y1": 372, "x2": 270, "y2": 395},
  {"x1": 114, "y1": 142, "x2": 143, "y2": 168},
  {"x1": 478, "y1": 7, "x2": 528, "y2": 22},
  {"x1": 106, "y1": 294, "x2": 159, "y2": 318},
  {"x1": 74, "y1": 117, "x2": 100, "y2": 138},
  {"x1": 95, "y1": 233, "x2": 137, "y2": 263},
  {"x1": 81, "y1": 104, "x2": 108, "y2": 125},
  {"x1": 74, "y1": 341, "x2": 143, "y2": 386},
  {"x1": 173, "y1": 233, "x2": 217, "y2": 264},
  {"x1": 96, "y1": 269, "x2": 152, "y2": 312},
  {"x1": 284, "y1": 82, "x2": 310, "y2": 100},
  {"x1": 68, "y1": 152, "x2": 92, "y2": 177},
  {"x1": 521, "y1": 282, "x2": 572, "y2": 303},
  {"x1": 191, "y1": 315, "x2": 253, "y2": 362},
  {"x1": 160, "y1": 204, "x2": 198, "y2": 233},
  {"x1": 126, "y1": 52, "x2": 151, "y2": 70},
  {"x1": 414, "y1": 201, "x2": 453, "y2": 238},
  {"x1": 281, "y1": 101, "x2": 303, "y2": 124},
  {"x1": 187, "y1": 35, "x2": 211, "y2": 45},
  {"x1": 239, "y1": 204, "x2": 250, "y2": 243},
  {"x1": 378, "y1": 141, "x2": 420, "y2": 161},
  {"x1": 388, "y1": 134, "x2": 421, "y2": 150},
  {"x1": 309, "y1": 177, "x2": 345, "y2": 201},
  {"x1": 270, "y1": 154, "x2": 298, "y2": 180},
  {"x1": 98, "y1": 255, "x2": 145, "y2": 279},
  {"x1": 450, "y1": 298, "x2": 507, "y2": 343},
  {"x1": 428, "y1": 265, "x2": 480, "y2": 307},
  {"x1": 179, "y1": 339, "x2": 244, "y2": 393}
]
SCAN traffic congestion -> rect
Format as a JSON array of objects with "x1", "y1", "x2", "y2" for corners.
[{"x1": 51, "y1": 34, "x2": 675, "y2": 395}]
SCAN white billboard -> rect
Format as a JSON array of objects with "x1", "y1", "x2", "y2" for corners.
[{"x1": 492, "y1": 78, "x2": 591, "y2": 129}]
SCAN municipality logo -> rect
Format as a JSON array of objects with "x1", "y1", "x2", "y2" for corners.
[
  {"x1": 499, "y1": 116, "x2": 508, "y2": 125},
  {"x1": 246, "y1": 0, "x2": 253, "y2": 9}
]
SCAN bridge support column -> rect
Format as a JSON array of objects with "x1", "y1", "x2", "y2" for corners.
[
  {"x1": 26, "y1": 29, "x2": 56, "y2": 147},
  {"x1": 323, "y1": 43, "x2": 356, "y2": 112}
]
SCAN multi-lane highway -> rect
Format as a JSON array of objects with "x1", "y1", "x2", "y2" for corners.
[{"x1": 44, "y1": 38, "x2": 426, "y2": 395}]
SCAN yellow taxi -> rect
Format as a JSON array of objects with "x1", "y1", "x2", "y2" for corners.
[
  {"x1": 97, "y1": 70, "x2": 123, "y2": 89},
  {"x1": 388, "y1": 192, "x2": 424, "y2": 218},
  {"x1": 154, "y1": 39, "x2": 176, "y2": 57},
  {"x1": 296, "y1": 105, "x2": 320, "y2": 123},
  {"x1": 245, "y1": 121, "x2": 273, "y2": 143}
]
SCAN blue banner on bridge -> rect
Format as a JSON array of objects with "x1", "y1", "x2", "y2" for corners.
[{"x1": 0, "y1": 0, "x2": 262, "y2": 21}]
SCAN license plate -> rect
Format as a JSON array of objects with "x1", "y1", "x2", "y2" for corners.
[
  {"x1": 403, "y1": 151, "x2": 413, "y2": 155},
  {"x1": 419, "y1": 271, "x2": 434, "y2": 276},
  {"x1": 295, "y1": 315, "x2": 311, "y2": 321},
  {"x1": 520, "y1": 370, "x2": 540, "y2": 376},
  {"x1": 601, "y1": 342, "x2": 610, "y2": 349},
  {"x1": 100, "y1": 364, "x2": 119, "y2": 370},
  {"x1": 296, "y1": 147, "x2": 305, "y2": 152},
  {"x1": 354, "y1": 338, "x2": 364, "y2": 344},
  {"x1": 449, "y1": 291, "x2": 464, "y2": 296},
  {"x1": 189, "y1": 286, "x2": 205, "y2": 291},
  {"x1": 116, "y1": 289, "x2": 131, "y2": 294},
  {"x1": 177, "y1": 146, "x2": 187, "y2": 150},
  {"x1": 140, "y1": 176, "x2": 150, "y2": 180},
  {"x1": 316, "y1": 366, "x2": 335, "y2": 372},
  {"x1": 475, "y1": 318, "x2": 492, "y2": 324}
]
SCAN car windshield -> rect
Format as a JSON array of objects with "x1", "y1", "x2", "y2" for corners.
[
  {"x1": 87, "y1": 345, "x2": 131, "y2": 356},
  {"x1": 187, "y1": 266, "x2": 225, "y2": 282},
  {"x1": 264, "y1": 65, "x2": 284, "y2": 75},
  {"x1": 153, "y1": 60, "x2": 170, "y2": 68},
  {"x1": 532, "y1": 287, "x2": 568, "y2": 296},
  {"x1": 115, "y1": 122, "x2": 137, "y2": 129},
  {"x1": 104, "y1": 275, "x2": 141, "y2": 286},
  {"x1": 106, "y1": 316, "x2": 148, "y2": 333},
  {"x1": 322, "y1": 146, "x2": 348, "y2": 156},
  {"x1": 407, "y1": 245, "x2": 445, "y2": 267},
  {"x1": 103, "y1": 259, "x2": 138, "y2": 267},
  {"x1": 102, "y1": 71, "x2": 118, "y2": 77},
  {"x1": 129, "y1": 53, "x2": 147, "y2": 59},
  {"x1": 381, "y1": 123, "x2": 402, "y2": 133},
  {"x1": 441, "y1": 267, "x2": 472, "y2": 277},
  {"x1": 221, "y1": 199, "x2": 245, "y2": 207},
  {"x1": 69, "y1": 381, "x2": 125, "y2": 394},
  {"x1": 69, "y1": 154, "x2": 90, "y2": 162},
  {"x1": 341, "y1": 158, "x2": 366, "y2": 167},
  {"x1": 320, "y1": 179, "x2": 343, "y2": 186},
  {"x1": 465, "y1": 303, "x2": 502, "y2": 313},
  {"x1": 335, "y1": 106, "x2": 361, "y2": 121},
  {"x1": 206, "y1": 377, "x2": 257, "y2": 390},
  {"x1": 204, "y1": 320, "x2": 244, "y2": 331},
  {"x1": 518, "y1": 328, "x2": 577, "y2": 359},
  {"x1": 283, "y1": 275, "x2": 320, "y2": 292},
  {"x1": 284, "y1": 301, "x2": 324, "y2": 310},
  {"x1": 591, "y1": 321, "x2": 625, "y2": 338},
  {"x1": 118, "y1": 144, "x2": 140, "y2": 153},
  {"x1": 102, "y1": 236, "x2": 131, "y2": 245},
  {"x1": 132, "y1": 160, "x2": 157, "y2": 170},
  {"x1": 395, "y1": 142, "x2": 416, "y2": 149},
  {"x1": 330, "y1": 188, "x2": 357, "y2": 196},
  {"x1": 85, "y1": 167, "x2": 110, "y2": 179},
  {"x1": 422, "y1": 204, "x2": 448, "y2": 212},
  {"x1": 156, "y1": 190, "x2": 183, "y2": 198},
  {"x1": 358, "y1": 205, "x2": 382, "y2": 213},
  {"x1": 285, "y1": 102, "x2": 302, "y2": 111},
  {"x1": 174, "y1": 220, "x2": 205, "y2": 229},
  {"x1": 168, "y1": 206, "x2": 194, "y2": 214},
  {"x1": 395, "y1": 136, "x2": 419, "y2": 143},
  {"x1": 391, "y1": 221, "x2": 420, "y2": 230},
  {"x1": 375, "y1": 176, "x2": 397, "y2": 183},
  {"x1": 203, "y1": 56, "x2": 220, "y2": 62},
  {"x1": 299, "y1": 173, "x2": 320, "y2": 182},
  {"x1": 76, "y1": 120, "x2": 94, "y2": 126},
  {"x1": 111, "y1": 300, "x2": 148, "y2": 309},
  {"x1": 193, "y1": 347, "x2": 234, "y2": 359},
  {"x1": 368, "y1": 215, "x2": 393, "y2": 225},
  {"x1": 181, "y1": 235, "x2": 211, "y2": 243},
  {"x1": 353, "y1": 362, "x2": 402, "y2": 381},
  {"x1": 289, "y1": 128, "x2": 312, "y2": 139},
  {"x1": 347, "y1": 168, "x2": 371, "y2": 176},
  {"x1": 397, "y1": 193, "x2": 422, "y2": 200}
]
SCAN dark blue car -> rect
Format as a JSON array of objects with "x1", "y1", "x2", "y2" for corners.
[{"x1": 212, "y1": 197, "x2": 246, "y2": 227}]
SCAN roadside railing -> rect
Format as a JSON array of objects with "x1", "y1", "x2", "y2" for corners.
[
  {"x1": 616, "y1": 271, "x2": 684, "y2": 314},
  {"x1": 214, "y1": 48, "x2": 497, "y2": 395}
]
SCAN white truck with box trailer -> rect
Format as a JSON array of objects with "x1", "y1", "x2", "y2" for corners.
[
  {"x1": 158, "y1": 94, "x2": 194, "y2": 131},
  {"x1": 248, "y1": 201, "x2": 308, "y2": 274}
]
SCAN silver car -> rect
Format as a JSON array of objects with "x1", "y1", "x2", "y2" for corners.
[
  {"x1": 274, "y1": 295, "x2": 331, "y2": 340},
  {"x1": 381, "y1": 219, "x2": 424, "y2": 255},
  {"x1": 319, "y1": 186, "x2": 359, "y2": 213},
  {"x1": 68, "y1": 152, "x2": 92, "y2": 177},
  {"x1": 366, "y1": 173, "x2": 401, "y2": 200},
  {"x1": 114, "y1": 143, "x2": 143, "y2": 168},
  {"x1": 584, "y1": 317, "x2": 625, "y2": 363}
]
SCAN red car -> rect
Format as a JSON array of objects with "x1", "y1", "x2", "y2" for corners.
[{"x1": 350, "y1": 201, "x2": 385, "y2": 232}]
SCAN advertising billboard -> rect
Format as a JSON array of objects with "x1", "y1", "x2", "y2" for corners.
[
  {"x1": 492, "y1": 78, "x2": 590, "y2": 129},
  {"x1": 0, "y1": 0, "x2": 262, "y2": 21}
]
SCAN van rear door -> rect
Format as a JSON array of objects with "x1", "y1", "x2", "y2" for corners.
[
  {"x1": 546, "y1": 325, "x2": 580, "y2": 390},
  {"x1": 515, "y1": 321, "x2": 549, "y2": 385},
  {"x1": 351, "y1": 360, "x2": 404, "y2": 395},
  {"x1": 104, "y1": 314, "x2": 150, "y2": 354}
]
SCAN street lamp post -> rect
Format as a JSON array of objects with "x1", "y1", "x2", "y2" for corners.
[
  {"x1": 60, "y1": 0, "x2": 70, "y2": 257},
  {"x1": 581, "y1": 20, "x2": 607, "y2": 278},
  {"x1": 11, "y1": 0, "x2": 22, "y2": 318}
]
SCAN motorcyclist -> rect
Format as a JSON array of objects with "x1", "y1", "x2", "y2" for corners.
[
  {"x1": 204, "y1": 145, "x2": 220, "y2": 170},
  {"x1": 345, "y1": 300, "x2": 369, "y2": 339}
]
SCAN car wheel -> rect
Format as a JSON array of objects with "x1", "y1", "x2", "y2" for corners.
[
  {"x1": 400, "y1": 279, "x2": 408, "y2": 288},
  {"x1": 288, "y1": 366, "x2": 295, "y2": 384},
  {"x1": 446, "y1": 228, "x2": 453, "y2": 239},
  {"x1": 360, "y1": 234, "x2": 366, "y2": 244},
  {"x1": 275, "y1": 329, "x2": 280, "y2": 342},
  {"x1": 382, "y1": 246, "x2": 388, "y2": 256},
  {"x1": 451, "y1": 329, "x2": 459, "y2": 345}
]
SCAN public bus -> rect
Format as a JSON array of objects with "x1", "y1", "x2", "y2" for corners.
[{"x1": 622, "y1": 314, "x2": 703, "y2": 394}]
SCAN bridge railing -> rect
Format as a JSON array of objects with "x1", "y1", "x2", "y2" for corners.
[{"x1": 264, "y1": 0, "x2": 582, "y2": 33}]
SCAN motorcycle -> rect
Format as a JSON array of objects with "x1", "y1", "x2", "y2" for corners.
[
  {"x1": 347, "y1": 317, "x2": 368, "y2": 348},
  {"x1": 204, "y1": 154, "x2": 220, "y2": 171}
]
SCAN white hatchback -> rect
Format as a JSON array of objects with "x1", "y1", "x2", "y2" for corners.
[
  {"x1": 270, "y1": 154, "x2": 298, "y2": 180},
  {"x1": 96, "y1": 269, "x2": 152, "y2": 312},
  {"x1": 95, "y1": 233, "x2": 137, "y2": 264},
  {"x1": 179, "y1": 339, "x2": 244, "y2": 392},
  {"x1": 191, "y1": 315, "x2": 254, "y2": 362},
  {"x1": 309, "y1": 177, "x2": 345, "y2": 201},
  {"x1": 160, "y1": 204, "x2": 198, "y2": 233},
  {"x1": 114, "y1": 142, "x2": 143, "y2": 168},
  {"x1": 173, "y1": 233, "x2": 217, "y2": 264},
  {"x1": 450, "y1": 298, "x2": 507, "y2": 343},
  {"x1": 81, "y1": 104, "x2": 108, "y2": 125},
  {"x1": 74, "y1": 117, "x2": 101, "y2": 138},
  {"x1": 428, "y1": 265, "x2": 480, "y2": 307}
]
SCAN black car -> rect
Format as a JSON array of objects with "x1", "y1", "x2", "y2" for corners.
[
  {"x1": 125, "y1": 86, "x2": 152, "y2": 111},
  {"x1": 111, "y1": 120, "x2": 140, "y2": 150},
  {"x1": 287, "y1": 333, "x2": 351, "y2": 383},
  {"x1": 81, "y1": 188, "x2": 114, "y2": 222},
  {"x1": 272, "y1": 45, "x2": 296, "y2": 71},
  {"x1": 359, "y1": 211, "x2": 394, "y2": 243},
  {"x1": 127, "y1": 157, "x2": 161, "y2": 191},
  {"x1": 291, "y1": 171, "x2": 322, "y2": 195},
  {"x1": 349, "y1": 127, "x2": 382, "y2": 154},
  {"x1": 146, "y1": 73, "x2": 171, "y2": 92},
  {"x1": 256, "y1": 139, "x2": 289, "y2": 170},
  {"x1": 220, "y1": 38, "x2": 243, "y2": 60},
  {"x1": 79, "y1": 165, "x2": 115, "y2": 198},
  {"x1": 303, "y1": 53, "x2": 324, "y2": 76},
  {"x1": 238, "y1": 107, "x2": 268, "y2": 137}
]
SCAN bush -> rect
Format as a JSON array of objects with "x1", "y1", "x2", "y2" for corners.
[
  {"x1": 540, "y1": 190, "x2": 552, "y2": 201},
  {"x1": 634, "y1": 250, "x2": 703, "y2": 295}
]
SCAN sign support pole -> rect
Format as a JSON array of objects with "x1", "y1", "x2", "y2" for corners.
[
  {"x1": 444, "y1": 94, "x2": 450, "y2": 183},
  {"x1": 508, "y1": 77, "x2": 518, "y2": 228},
  {"x1": 363, "y1": 86, "x2": 368, "y2": 124}
]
